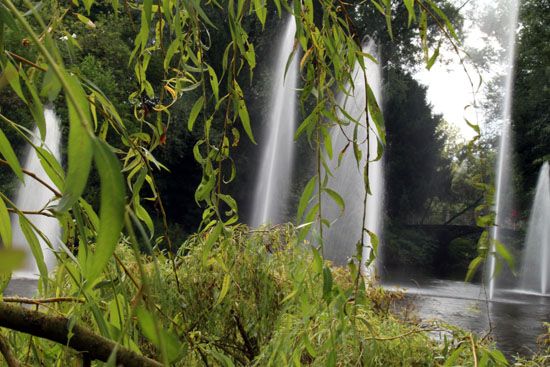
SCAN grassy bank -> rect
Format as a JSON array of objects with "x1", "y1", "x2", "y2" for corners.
[{"x1": 1, "y1": 225, "x2": 548, "y2": 366}]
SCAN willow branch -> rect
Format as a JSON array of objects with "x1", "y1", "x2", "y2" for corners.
[
  {"x1": 0, "y1": 159, "x2": 61, "y2": 197},
  {"x1": 6, "y1": 51, "x2": 47, "y2": 72},
  {"x1": 364, "y1": 327, "x2": 447, "y2": 341},
  {"x1": 2, "y1": 297, "x2": 85, "y2": 305},
  {"x1": 0, "y1": 333, "x2": 20, "y2": 367},
  {"x1": 0, "y1": 302, "x2": 162, "y2": 367},
  {"x1": 7, "y1": 208, "x2": 55, "y2": 217},
  {"x1": 468, "y1": 334, "x2": 478, "y2": 367}
]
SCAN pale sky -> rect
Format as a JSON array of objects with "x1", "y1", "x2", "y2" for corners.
[{"x1": 413, "y1": 0, "x2": 510, "y2": 141}]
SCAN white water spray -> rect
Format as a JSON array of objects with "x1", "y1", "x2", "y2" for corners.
[
  {"x1": 519, "y1": 162, "x2": 550, "y2": 295},
  {"x1": 488, "y1": 0, "x2": 520, "y2": 299},
  {"x1": 323, "y1": 41, "x2": 384, "y2": 277},
  {"x1": 12, "y1": 107, "x2": 62, "y2": 278},
  {"x1": 251, "y1": 16, "x2": 298, "y2": 226}
]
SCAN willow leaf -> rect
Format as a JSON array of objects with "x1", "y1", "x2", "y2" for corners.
[
  {"x1": 57, "y1": 74, "x2": 93, "y2": 212},
  {"x1": 234, "y1": 82, "x2": 256, "y2": 144},
  {"x1": 297, "y1": 176, "x2": 316, "y2": 221},
  {"x1": 0, "y1": 196, "x2": 11, "y2": 246},
  {"x1": 0, "y1": 128, "x2": 23, "y2": 181},
  {"x1": 85, "y1": 139, "x2": 125, "y2": 285},
  {"x1": 19, "y1": 215, "x2": 48, "y2": 280},
  {"x1": 187, "y1": 95, "x2": 204, "y2": 131}
]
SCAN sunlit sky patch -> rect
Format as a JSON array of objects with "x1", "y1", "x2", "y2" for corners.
[{"x1": 414, "y1": 0, "x2": 513, "y2": 141}]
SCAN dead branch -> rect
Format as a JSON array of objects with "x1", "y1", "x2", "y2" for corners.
[{"x1": 0, "y1": 302, "x2": 162, "y2": 367}]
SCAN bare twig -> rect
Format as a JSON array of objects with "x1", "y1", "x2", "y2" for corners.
[
  {"x1": 6, "y1": 51, "x2": 47, "y2": 72},
  {"x1": 468, "y1": 334, "x2": 478, "y2": 367},
  {"x1": 7, "y1": 208, "x2": 55, "y2": 217},
  {"x1": 2, "y1": 297, "x2": 85, "y2": 305},
  {"x1": 0, "y1": 159, "x2": 61, "y2": 198}
]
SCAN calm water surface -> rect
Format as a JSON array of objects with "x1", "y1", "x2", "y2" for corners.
[{"x1": 384, "y1": 278, "x2": 549, "y2": 358}]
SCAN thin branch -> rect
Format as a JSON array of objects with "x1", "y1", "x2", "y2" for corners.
[
  {"x1": 468, "y1": 334, "x2": 478, "y2": 367},
  {"x1": 0, "y1": 332, "x2": 20, "y2": 367},
  {"x1": 5, "y1": 51, "x2": 47, "y2": 72},
  {"x1": 444, "y1": 196, "x2": 484, "y2": 225},
  {"x1": 0, "y1": 302, "x2": 162, "y2": 367},
  {"x1": 0, "y1": 159, "x2": 61, "y2": 198},
  {"x1": 2, "y1": 297, "x2": 85, "y2": 305},
  {"x1": 365, "y1": 327, "x2": 447, "y2": 341},
  {"x1": 7, "y1": 208, "x2": 55, "y2": 217}
]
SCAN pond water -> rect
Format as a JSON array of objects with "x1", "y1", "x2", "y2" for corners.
[
  {"x1": 4, "y1": 277, "x2": 39, "y2": 298},
  {"x1": 384, "y1": 277, "x2": 549, "y2": 358}
]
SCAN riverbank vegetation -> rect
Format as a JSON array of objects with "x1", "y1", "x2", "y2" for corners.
[
  {"x1": 0, "y1": 0, "x2": 548, "y2": 366},
  {"x1": 3, "y1": 226, "x2": 543, "y2": 366}
]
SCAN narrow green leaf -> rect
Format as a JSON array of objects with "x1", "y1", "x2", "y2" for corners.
[
  {"x1": 426, "y1": 43, "x2": 440, "y2": 70},
  {"x1": 0, "y1": 196, "x2": 11, "y2": 246},
  {"x1": 202, "y1": 222, "x2": 222, "y2": 266},
  {"x1": 311, "y1": 246, "x2": 323, "y2": 274},
  {"x1": 36, "y1": 146, "x2": 64, "y2": 190},
  {"x1": 75, "y1": 13, "x2": 96, "y2": 28},
  {"x1": 0, "y1": 128, "x2": 23, "y2": 181},
  {"x1": 82, "y1": 0, "x2": 94, "y2": 13},
  {"x1": 19, "y1": 215, "x2": 48, "y2": 279},
  {"x1": 207, "y1": 65, "x2": 219, "y2": 102},
  {"x1": 3, "y1": 62, "x2": 26, "y2": 102},
  {"x1": 495, "y1": 240, "x2": 515, "y2": 273},
  {"x1": 84, "y1": 139, "x2": 125, "y2": 285},
  {"x1": 187, "y1": 95, "x2": 204, "y2": 132},
  {"x1": 366, "y1": 83, "x2": 385, "y2": 144},
  {"x1": 234, "y1": 82, "x2": 256, "y2": 144},
  {"x1": 57, "y1": 74, "x2": 93, "y2": 212},
  {"x1": 297, "y1": 176, "x2": 316, "y2": 221},
  {"x1": 465, "y1": 256, "x2": 483, "y2": 282},
  {"x1": 403, "y1": 0, "x2": 415, "y2": 26},
  {"x1": 324, "y1": 188, "x2": 345, "y2": 214},
  {"x1": 214, "y1": 274, "x2": 231, "y2": 307}
]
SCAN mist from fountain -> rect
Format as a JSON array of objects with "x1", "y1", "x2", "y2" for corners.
[
  {"x1": 251, "y1": 15, "x2": 298, "y2": 227},
  {"x1": 323, "y1": 41, "x2": 384, "y2": 277},
  {"x1": 11, "y1": 106, "x2": 62, "y2": 279}
]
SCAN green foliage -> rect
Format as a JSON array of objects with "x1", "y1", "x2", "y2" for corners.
[{"x1": 1, "y1": 226, "x2": 507, "y2": 365}]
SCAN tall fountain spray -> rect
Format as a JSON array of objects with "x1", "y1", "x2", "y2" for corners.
[
  {"x1": 519, "y1": 162, "x2": 550, "y2": 295},
  {"x1": 12, "y1": 106, "x2": 62, "y2": 278},
  {"x1": 488, "y1": 0, "x2": 520, "y2": 299},
  {"x1": 323, "y1": 41, "x2": 384, "y2": 277},
  {"x1": 251, "y1": 16, "x2": 298, "y2": 227}
]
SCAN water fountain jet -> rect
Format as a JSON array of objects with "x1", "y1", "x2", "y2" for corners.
[
  {"x1": 519, "y1": 162, "x2": 550, "y2": 295},
  {"x1": 11, "y1": 106, "x2": 62, "y2": 279},
  {"x1": 251, "y1": 15, "x2": 298, "y2": 227},
  {"x1": 488, "y1": 0, "x2": 520, "y2": 299}
]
